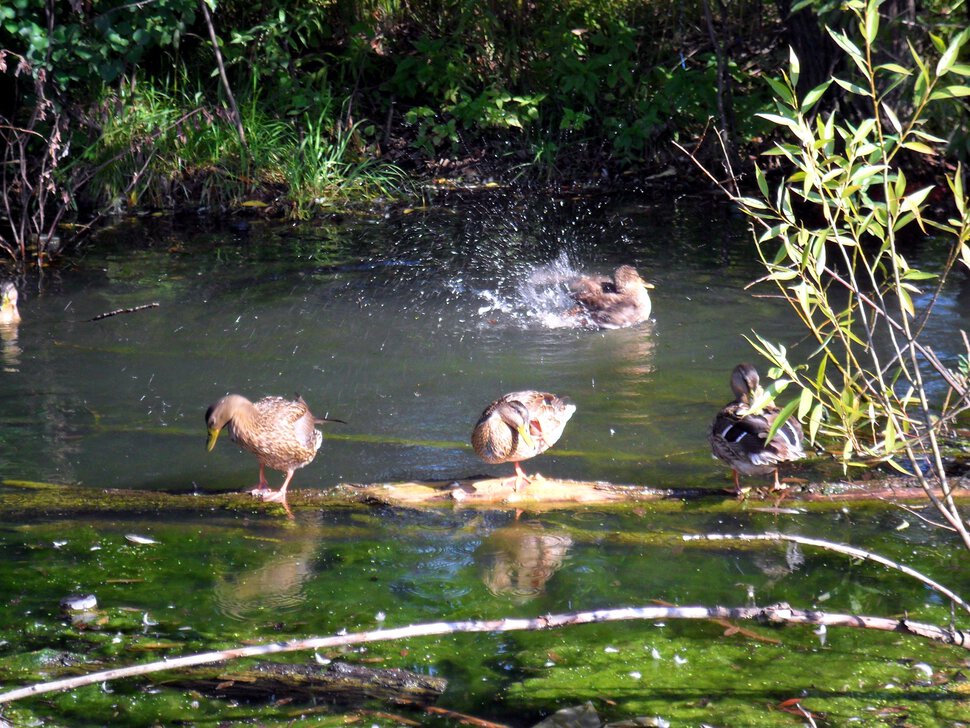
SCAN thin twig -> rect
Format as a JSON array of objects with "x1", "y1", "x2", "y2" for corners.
[
  {"x1": 0, "y1": 605, "x2": 967, "y2": 704},
  {"x1": 199, "y1": 0, "x2": 246, "y2": 150},
  {"x1": 87, "y1": 303, "x2": 160, "y2": 321}
]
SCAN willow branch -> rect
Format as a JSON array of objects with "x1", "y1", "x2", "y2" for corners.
[
  {"x1": 684, "y1": 531, "x2": 970, "y2": 614},
  {"x1": 0, "y1": 605, "x2": 967, "y2": 704}
]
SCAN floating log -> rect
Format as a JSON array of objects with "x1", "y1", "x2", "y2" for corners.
[
  {"x1": 164, "y1": 660, "x2": 447, "y2": 706},
  {"x1": 1, "y1": 474, "x2": 967, "y2": 518}
]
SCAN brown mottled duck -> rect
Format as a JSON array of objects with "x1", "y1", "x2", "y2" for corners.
[
  {"x1": 709, "y1": 363, "x2": 805, "y2": 491},
  {"x1": 205, "y1": 394, "x2": 344, "y2": 503},
  {"x1": 567, "y1": 265, "x2": 653, "y2": 329},
  {"x1": 0, "y1": 282, "x2": 21, "y2": 325},
  {"x1": 471, "y1": 391, "x2": 576, "y2": 490}
]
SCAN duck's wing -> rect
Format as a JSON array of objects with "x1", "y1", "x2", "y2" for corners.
[
  {"x1": 508, "y1": 391, "x2": 576, "y2": 453},
  {"x1": 710, "y1": 404, "x2": 803, "y2": 467}
]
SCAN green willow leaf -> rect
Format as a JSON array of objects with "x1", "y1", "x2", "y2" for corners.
[
  {"x1": 765, "y1": 398, "x2": 800, "y2": 444},
  {"x1": 901, "y1": 141, "x2": 935, "y2": 155}
]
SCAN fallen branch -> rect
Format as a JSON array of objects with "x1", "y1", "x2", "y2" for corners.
[
  {"x1": 683, "y1": 531, "x2": 970, "y2": 615},
  {"x1": 165, "y1": 659, "x2": 446, "y2": 705},
  {"x1": 1, "y1": 605, "x2": 967, "y2": 704},
  {"x1": 87, "y1": 303, "x2": 160, "y2": 321}
]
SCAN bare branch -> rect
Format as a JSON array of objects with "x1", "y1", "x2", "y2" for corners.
[{"x1": 0, "y1": 605, "x2": 966, "y2": 705}]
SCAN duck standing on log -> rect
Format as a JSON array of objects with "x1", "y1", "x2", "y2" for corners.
[
  {"x1": 206, "y1": 394, "x2": 344, "y2": 504},
  {"x1": 709, "y1": 363, "x2": 805, "y2": 492},
  {"x1": 472, "y1": 391, "x2": 576, "y2": 491}
]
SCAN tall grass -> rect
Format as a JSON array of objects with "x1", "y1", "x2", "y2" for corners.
[{"x1": 78, "y1": 80, "x2": 406, "y2": 215}]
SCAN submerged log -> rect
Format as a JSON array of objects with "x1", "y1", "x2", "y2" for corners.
[
  {"x1": 164, "y1": 660, "x2": 446, "y2": 705},
  {"x1": 1, "y1": 473, "x2": 968, "y2": 517}
]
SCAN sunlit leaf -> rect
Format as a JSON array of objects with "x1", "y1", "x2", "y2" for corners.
[
  {"x1": 833, "y1": 77, "x2": 868, "y2": 96},
  {"x1": 901, "y1": 141, "x2": 936, "y2": 155},
  {"x1": 936, "y1": 29, "x2": 968, "y2": 77},
  {"x1": 882, "y1": 104, "x2": 902, "y2": 134},
  {"x1": 764, "y1": 76, "x2": 794, "y2": 107},
  {"x1": 929, "y1": 85, "x2": 970, "y2": 100},
  {"x1": 900, "y1": 185, "x2": 934, "y2": 212},
  {"x1": 738, "y1": 197, "x2": 769, "y2": 210},
  {"x1": 798, "y1": 386, "x2": 813, "y2": 421},
  {"x1": 864, "y1": 0, "x2": 879, "y2": 44},
  {"x1": 901, "y1": 269, "x2": 937, "y2": 281},
  {"x1": 766, "y1": 398, "x2": 801, "y2": 444},
  {"x1": 898, "y1": 287, "x2": 915, "y2": 318},
  {"x1": 809, "y1": 402, "x2": 824, "y2": 444},
  {"x1": 756, "y1": 112, "x2": 800, "y2": 131},
  {"x1": 877, "y1": 62, "x2": 912, "y2": 75},
  {"x1": 800, "y1": 79, "x2": 832, "y2": 112},
  {"x1": 828, "y1": 29, "x2": 864, "y2": 62},
  {"x1": 754, "y1": 164, "x2": 770, "y2": 199}
]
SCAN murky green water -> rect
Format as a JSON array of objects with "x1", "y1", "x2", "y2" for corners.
[{"x1": 1, "y1": 193, "x2": 968, "y2": 725}]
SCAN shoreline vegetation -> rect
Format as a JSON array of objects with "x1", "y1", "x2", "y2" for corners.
[{"x1": 1, "y1": 1, "x2": 968, "y2": 264}]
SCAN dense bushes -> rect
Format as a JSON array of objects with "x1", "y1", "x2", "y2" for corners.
[{"x1": 1, "y1": 1, "x2": 968, "y2": 263}]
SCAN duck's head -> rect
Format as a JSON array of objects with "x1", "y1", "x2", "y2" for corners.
[
  {"x1": 495, "y1": 400, "x2": 535, "y2": 449},
  {"x1": 0, "y1": 282, "x2": 20, "y2": 325},
  {"x1": 205, "y1": 394, "x2": 252, "y2": 451},
  {"x1": 613, "y1": 265, "x2": 654, "y2": 294},
  {"x1": 730, "y1": 363, "x2": 763, "y2": 404}
]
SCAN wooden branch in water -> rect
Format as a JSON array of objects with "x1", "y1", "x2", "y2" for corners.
[
  {"x1": 87, "y1": 302, "x2": 159, "y2": 321},
  {"x1": 683, "y1": 531, "x2": 970, "y2": 616},
  {"x1": 165, "y1": 659, "x2": 446, "y2": 706},
  {"x1": 1, "y1": 605, "x2": 967, "y2": 704}
]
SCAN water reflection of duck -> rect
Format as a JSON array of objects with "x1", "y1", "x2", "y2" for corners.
[
  {"x1": 709, "y1": 363, "x2": 805, "y2": 491},
  {"x1": 477, "y1": 522, "x2": 572, "y2": 602},
  {"x1": 566, "y1": 265, "x2": 654, "y2": 329},
  {"x1": 205, "y1": 394, "x2": 344, "y2": 504},
  {"x1": 472, "y1": 391, "x2": 576, "y2": 490},
  {"x1": 0, "y1": 281, "x2": 20, "y2": 325},
  {"x1": 214, "y1": 526, "x2": 320, "y2": 619}
]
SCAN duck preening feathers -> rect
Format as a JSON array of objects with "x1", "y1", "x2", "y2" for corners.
[{"x1": 472, "y1": 390, "x2": 576, "y2": 491}]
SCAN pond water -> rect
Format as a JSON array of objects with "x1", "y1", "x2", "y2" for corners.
[{"x1": 0, "y1": 192, "x2": 968, "y2": 726}]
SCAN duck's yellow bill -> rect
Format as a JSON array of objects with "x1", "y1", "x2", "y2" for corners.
[
  {"x1": 517, "y1": 424, "x2": 535, "y2": 449},
  {"x1": 206, "y1": 428, "x2": 221, "y2": 452}
]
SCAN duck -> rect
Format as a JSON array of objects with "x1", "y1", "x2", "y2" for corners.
[
  {"x1": 0, "y1": 282, "x2": 21, "y2": 325},
  {"x1": 205, "y1": 394, "x2": 344, "y2": 504},
  {"x1": 709, "y1": 363, "x2": 805, "y2": 491},
  {"x1": 471, "y1": 391, "x2": 576, "y2": 490},
  {"x1": 566, "y1": 265, "x2": 654, "y2": 329}
]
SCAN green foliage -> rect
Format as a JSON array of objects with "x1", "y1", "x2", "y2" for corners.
[
  {"x1": 734, "y1": 0, "x2": 970, "y2": 493},
  {"x1": 0, "y1": 0, "x2": 196, "y2": 89}
]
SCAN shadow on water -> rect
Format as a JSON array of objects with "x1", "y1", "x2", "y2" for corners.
[{"x1": 0, "y1": 192, "x2": 969, "y2": 725}]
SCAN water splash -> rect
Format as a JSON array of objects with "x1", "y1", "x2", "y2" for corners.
[{"x1": 463, "y1": 252, "x2": 587, "y2": 329}]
